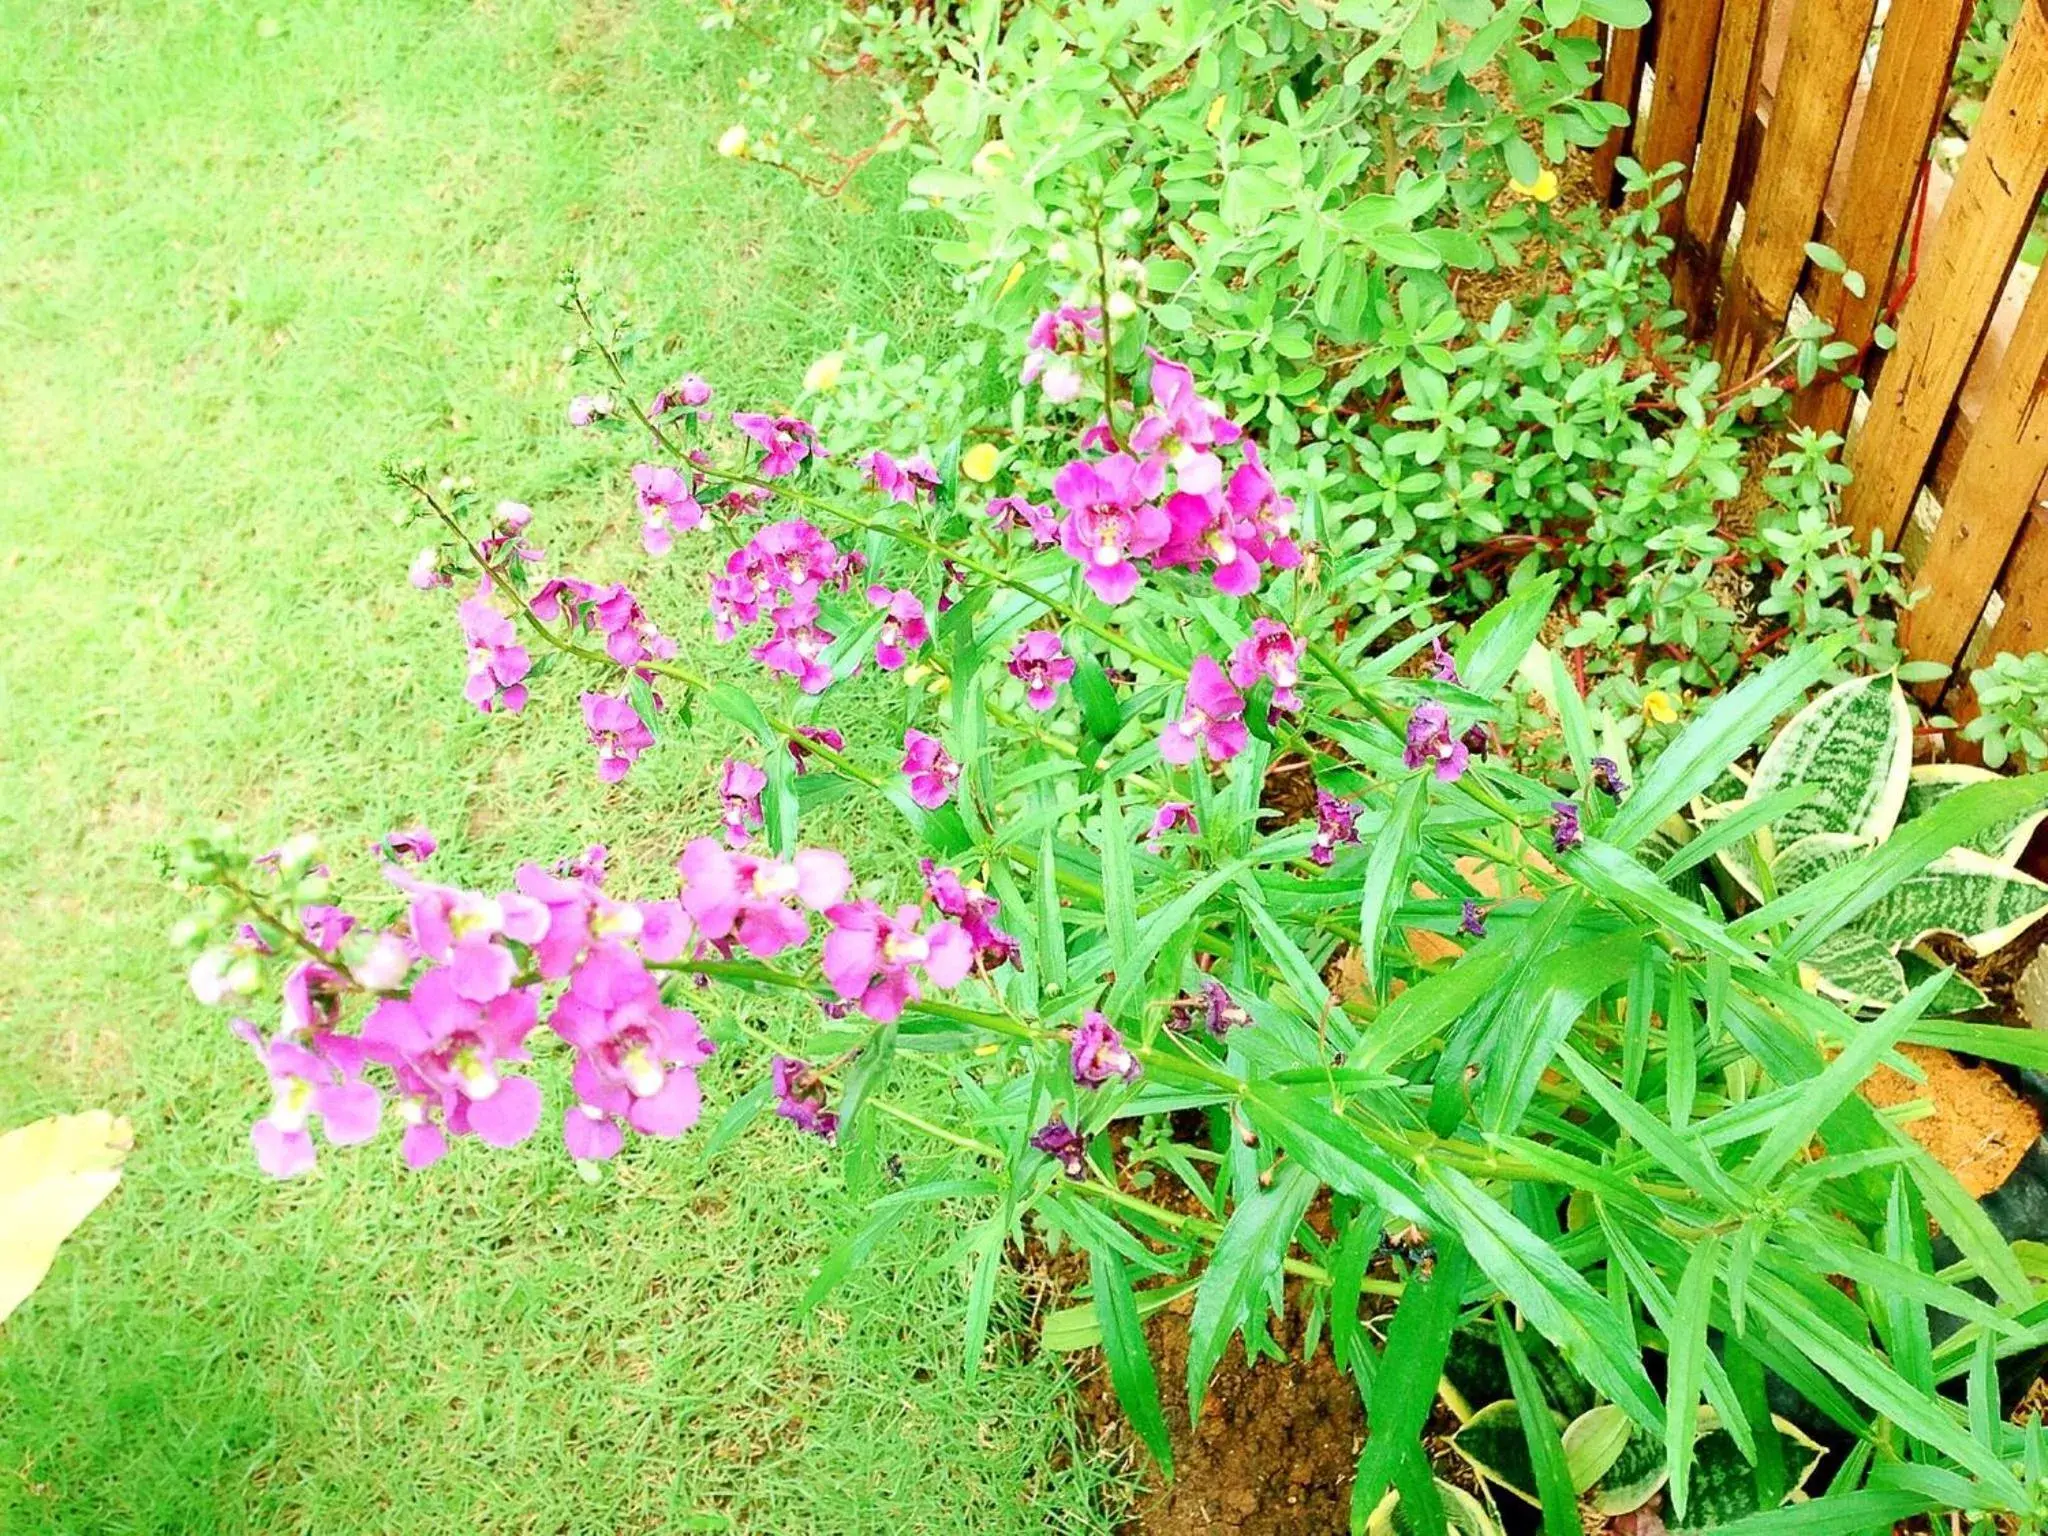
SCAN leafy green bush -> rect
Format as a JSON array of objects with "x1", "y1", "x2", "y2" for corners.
[
  {"x1": 1966, "y1": 649, "x2": 2048, "y2": 771},
  {"x1": 735, "y1": 0, "x2": 1917, "y2": 721}
]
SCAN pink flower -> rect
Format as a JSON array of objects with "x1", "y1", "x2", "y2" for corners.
[
  {"x1": 720, "y1": 758, "x2": 767, "y2": 846},
  {"x1": 532, "y1": 578, "x2": 676, "y2": 669},
  {"x1": 299, "y1": 904, "x2": 356, "y2": 953},
  {"x1": 568, "y1": 393, "x2": 612, "y2": 426},
  {"x1": 1402, "y1": 702, "x2": 1468, "y2": 783},
  {"x1": 512, "y1": 858, "x2": 651, "y2": 980},
  {"x1": 361, "y1": 968, "x2": 544, "y2": 1149},
  {"x1": 788, "y1": 725, "x2": 844, "y2": 775},
  {"x1": 1022, "y1": 306, "x2": 1103, "y2": 402},
  {"x1": 751, "y1": 589, "x2": 837, "y2": 694},
  {"x1": 634, "y1": 463, "x2": 704, "y2": 556},
  {"x1": 1430, "y1": 637, "x2": 1461, "y2": 685},
  {"x1": 1144, "y1": 801, "x2": 1199, "y2": 849},
  {"x1": 651, "y1": 374, "x2": 712, "y2": 415},
  {"x1": 1071, "y1": 1012, "x2": 1140, "y2": 1087},
  {"x1": 902, "y1": 729, "x2": 960, "y2": 809},
  {"x1": 860, "y1": 450, "x2": 940, "y2": 505},
  {"x1": 388, "y1": 870, "x2": 546, "y2": 1002},
  {"x1": 733, "y1": 412, "x2": 822, "y2": 477},
  {"x1": 986, "y1": 496, "x2": 1060, "y2": 546},
  {"x1": 458, "y1": 598, "x2": 531, "y2": 713},
  {"x1": 1160, "y1": 656, "x2": 1248, "y2": 766},
  {"x1": 1229, "y1": 619, "x2": 1304, "y2": 714},
  {"x1": 677, "y1": 838, "x2": 847, "y2": 960},
  {"x1": 409, "y1": 548, "x2": 450, "y2": 590},
  {"x1": 377, "y1": 825, "x2": 438, "y2": 863},
  {"x1": 549, "y1": 943, "x2": 714, "y2": 1146},
  {"x1": 866, "y1": 585, "x2": 930, "y2": 670},
  {"x1": 1030, "y1": 1114, "x2": 1087, "y2": 1177},
  {"x1": 1130, "y1": 351, "x2": 1242, "y2": 498},
  {"x1": 920, "y1": 859, "x2": 1018, "y2": 969},
  {"x1": 233, "y1": 1018, "x2": 381, "y2": 1178},
  {"x1": 820, "y1": 901, "x2": 975, "y2": 1021},
  {"x1": 1008, "y1": 630, "x2": 1076, "y2": 710},
  {"x1": 1054, "y1": 453, "x2": 1171, "y2": 605},
  {"x1": 583, "y1": 692, "x2": 657, "y2": 782}
]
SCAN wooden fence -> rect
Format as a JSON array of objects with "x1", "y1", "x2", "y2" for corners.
[{"x1": 1587, "y1": 0, "x2": 2048, "y2": 720}]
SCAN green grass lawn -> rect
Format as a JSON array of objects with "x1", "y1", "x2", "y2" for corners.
[{"x1": 0, "y1": 3, "x2": 1119, "y2": 1530}]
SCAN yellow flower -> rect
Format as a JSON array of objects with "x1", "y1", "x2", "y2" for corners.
[
  {"x1": 1642, "y1": 689, "x2": 1679, "y2": 725},
  {"x1": 1510, "y1": 167, "x2": 1560, "y2": 203},
  {"x1": 997, "y1": 260, "x2": 1026, "y2": 298},
  {"x1": 971, "y1": 139, "x2": 1013, "y2": 178},
  {"x1": 960, "y1": 443, "x2": 1001, "y2": 483},
  {"x1": 1205, "y1": 94, "x2": 1227, "y2": 132},
  {"x1": 802, "y1": 352, "x2": 845, "y2": 392},
  {"x1": 715, "y1": 124, "x2": 750, "y2": 159}
]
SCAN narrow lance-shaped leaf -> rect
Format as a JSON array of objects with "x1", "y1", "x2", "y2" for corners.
[
  {"x1": 1359, "y1": 772, "x2": 1428, "y2": 1000},
  {"x1": 1091, "y1": 1247, "x2": 1173, "y2": 1474},
  {"x1": 1496, "y1": 1305, "x2": 1580, "y2": 1536},
  {"x1": 1350, "y1": 1239, "x2": 1473, "y2": 1531},
  {"x1": 1186, "y1": 1161, "x2": 1320, "y2": 1418},
  {"x1": 1664, "y1": 1235, "x2": 1722, "y2": 1523}
]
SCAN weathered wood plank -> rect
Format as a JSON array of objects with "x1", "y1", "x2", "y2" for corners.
[
  {"x1": 1591, "y1": 21, "x2": 1649, "y2": 204},
  {"x1": 1900, "y1": 270, "x2": 2048, "y2": 692},
  {"x1": 1710, "y1": 0, "x2": 1878, "y2": 379},
  {"x1": 1842, "y1": 0, "x2": 2048, "y2": 548},
  {"x1": 1945, "y1": 497, "x2": 2048, "y2": 723},
  {"x1": 1790, "y1": 0, "x2": 1973, "y2": 436},
  {"x1": 1636, "y1": 0, "x2": 1727, "y2": 232},
  {"x1": 1672, "y1": 0, "x2": 1773, "y2": 323}
]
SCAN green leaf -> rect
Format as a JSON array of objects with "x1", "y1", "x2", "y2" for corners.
[
  {"x1": 1072, "y1": 660, "x2": 1123, "y2": 742},
  {"x1": 1899, "y1": 763, "x2": 2048, "y2": 863},
  {"x1": 1457, "y1": 572, "x2": 1561, "y2": 696},
  {"x1": 1801, "y1": 927, "x2": 1908, "y2": 1010},
  {"x1": 962, "y1": 1216, "x2": 1004, "y2": 1379},
  {"x1": 1098, "y1": 777, "x2": 1136, "y2": 959},
  {"x1": 1758, "y1": 771, "x2": 2048, "y2": 961},
  {"x1": 1092, "y1": 1247, "x2": 1174, "y2": 1473},
  {"x1": 1351, "y1": 1240, "x2": 1473, "y2": 1529},
  {"x1": 1497, "y1": 1309, "x2": 1580, "y2": 1536},
  {"x1": 1332, "y1": 1206, "x2": 1384, "y2": 1380},
  {"x1": 834, "y1": 1022, "x2": 897, "y2": 1134},
  {"x1": 1354, "y1": 935, "x2": 1516, "y2": 1073},
  {"x1": 1450, "y1": 1398, "x2": 1545, "y2": 1505},
  {"x1": 701, "y1": 1080, "x2": 773, "y2": 1160},
  {"x1": 1849, "y1": 850, "x2": 2048, "y2": 953},
  {"x1": 1425, "y1": 1165, "x2": 1662, "y2": 1431},
  {"x1": 1748, "y1": 967, "x2": 1949, "y2": 1183},
  {"x1": 1561, "y1": 1404, "x2": 1633, "y2": 1493},
  {"x1": 1359, "y1": 773, "x2": 1428, "y2": 999},
  {"x1": 1242, "y1": 1082, "x2": 1431, "y2": 1223},
  {"x1": 1186, "y1": 1162, "x2": 1319, "y2": 1418},
  {"x1": 1745, "y1": 674, "x2": 1912, "y2": 845},
  {"x1": 1665, "y1": 1236, "x2": 1722, "y2": 1522},
  {"x1": 1607, "y1": 641, "x2": 1845, "y2": 850}
]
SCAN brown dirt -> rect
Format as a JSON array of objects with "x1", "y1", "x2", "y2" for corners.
[
  {"x1": 1858, "y1": 1042, "x2": 2042, "y2": 1199},
  {"x1": 1073, "y1": 1288, "x2": 1372, "y2": 1536}
]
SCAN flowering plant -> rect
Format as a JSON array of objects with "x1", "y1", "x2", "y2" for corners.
[{"x1": 171, "y1": 287, "x2": 2048, "y2": 1531}]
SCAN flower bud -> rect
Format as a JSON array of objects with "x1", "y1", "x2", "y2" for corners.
[
  {"x1": 1105, "y1": 290, "x2": 1137, "y2": 321},
  {"x1": 716, "y1": 124, "x2": 750, "y2": 158}
]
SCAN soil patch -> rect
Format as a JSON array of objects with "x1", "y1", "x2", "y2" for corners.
[{"x1": 1858, "y1": 1041, "x2": 2042, "y2": 1199}]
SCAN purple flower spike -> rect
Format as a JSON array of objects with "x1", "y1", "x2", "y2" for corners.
[
  {"x1": 458, "y1": 598, "x2": 531, "y2": 714},
  {"x1": 1311, "y1": 789, "x2": 1362, "y2": 866},
  {"x1": 1160, "y1": 656, "x2": 1248, "y2": 766},
  {"x1": 1008, "y1": 630, "x2": 1076, "y2": 711},
  {"x1": 1402, "y1": 702, "x2": 1469, "y2": 783},
  {"x1": 1430, "y1": 636, "x2": 1461, "y2": 685},
  {"x1": 1460, "y1": 900, "x2": 1488, "y2": 939},
  {"x1": 1551, "y1": 800, "x2": 1583, "y2": 854},
  {"x1": 633, "y1": 463, "x2": 703, "y2": 556},
  {"x1": 1071, "y1": 1012, "x2": 1141, "y2": 1087},
  {"x1": 1590, "y1": 757, "x2": 1629, "y2": 800},
  {"x1": 772, "y1": 1056, "x2": 838, "y2": 1141},
  {"x1": 1030, "y1": 1114, "x2": 1088, "y2": 1178},
  {"x1": 902, "y1": 729, "x2": 960, "y2": 810},
  {"x1": 1054, "y1": 453, "x2": 1170, "y2": 605},
  {"x1": 866, "y1": 585, "x2": 931, "y2": 671}
]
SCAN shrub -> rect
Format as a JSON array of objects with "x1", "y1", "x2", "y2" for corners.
[{"x1": 172, "y1": 295, "x2": 2048, "y2": 1531}]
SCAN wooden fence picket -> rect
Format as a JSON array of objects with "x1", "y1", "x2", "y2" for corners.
[
  {"x1": 1791, "y1": 0, "x2": 1975, "y2": 436},
  {"x1": 1636, "y1": 0, "x2": 1727, "y2": 229},
  {"x1": 1710, "y1": 0, "x2": 1879, "y2": 378},
  {"x1": 1592, "y1": 21, "x2": 1651, "y2": 203},
  {"x1": 1899, "y1": 271, "x2": 2048, "y2": 693},
  {"x1": 1841, "y1": 0, "x2": 2048, "y2": 548},
  {"x1": 1672, "y1": 0, "x2": 1773, "y2": 321}
]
